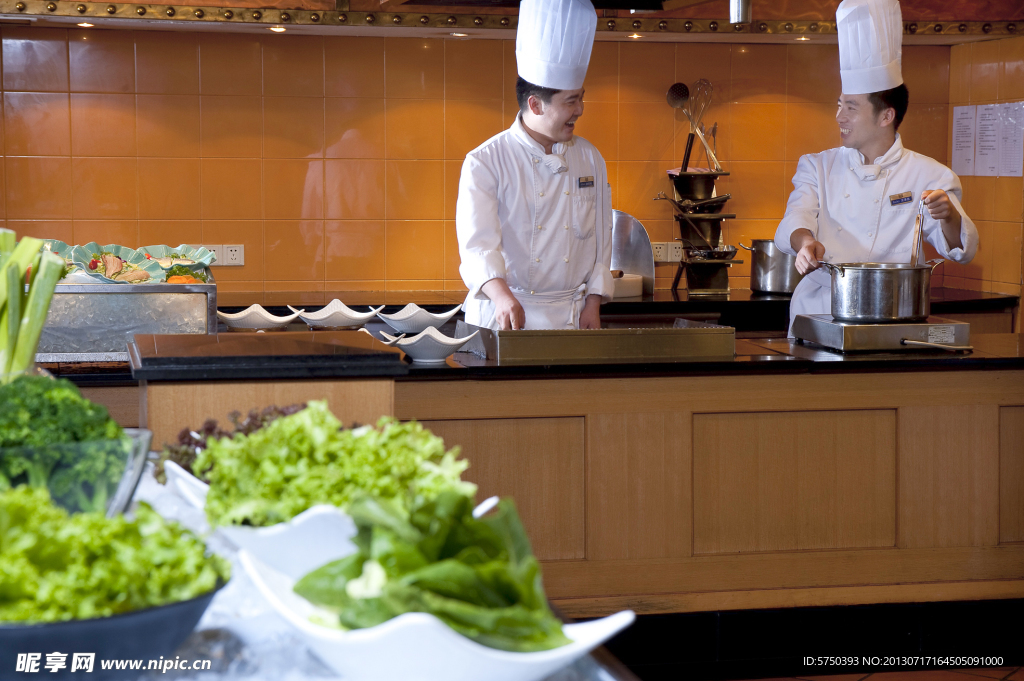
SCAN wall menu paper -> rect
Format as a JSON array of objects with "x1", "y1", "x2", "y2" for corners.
[
  {"x1": 998, "y1": 101, "x2": 1024, "y2": 177},
  {"x1": 973, "y1": 104, "x2": 999, "y2": 177},
  {"x1": 952, "y1": 105, "x2": 976, "y2": 176},
  {"x1": 951, "y1": 102, "x2": 1024, "y2": 177}
]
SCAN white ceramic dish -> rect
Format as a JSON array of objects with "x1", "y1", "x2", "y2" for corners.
[
  {"x1": 161, "y1": 461, "x2": 357, "y2": 580},
  {"x1": 379, "y1": 326, "x2": 479, "y2": 364},
  {"x1": 216, "y1": 304, "x2": 303, "y2": 330},
  {"x1": 241, "y1": 550, "x2": 635, "y2": 681},
  {"x1": 287, "y1": 300, "x2": 384, "y2": 329},
  {"x1": 377, "y1": 303, "x2": 462, "y2": 335}
]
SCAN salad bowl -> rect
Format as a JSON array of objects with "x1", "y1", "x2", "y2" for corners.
[
  {"x1": 70, "y1": 243, "x2": 166, "y2": 284},
  {"x1": 241, "y1": 550, "x2": 635, "y2": 681},
  {"x1": 162, "y1": 461, "x2": 358, "y2": 580},
  {"x1": 216, "y1": 304, "x2": 302, "y2": 331},
  {"x1": 137, "y1": 243, "x2": 217, "y2": 270},
  {"x1": 287, "y1": 300, "x2": 384, "y2": 330},
  {"x1": 379, "y1": 326, "x2": 479, "y2": 364},
  {"x1": 377, "y1": 303, "x2": 462, "y2": 335}
]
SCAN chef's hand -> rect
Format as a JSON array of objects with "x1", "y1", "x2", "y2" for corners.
[
  {"x1": 921, "y1": 189, "x2": 954, "y2": 221},
  {"x1": 578, "y1": 294, "x2": 602, "y2": 329},
  {"x1": 795, "y1": 241, "x2": 826, "y2": 275},
  {"x1": 481, "y1": 278, "x2": 525, "y2": 330}
]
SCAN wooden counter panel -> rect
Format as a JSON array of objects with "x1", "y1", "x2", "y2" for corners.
[
  {"x1": 897, "y1": 405, "x2": 1000, "y2": 548},
  {"x1": 419, "y1": 418, "x2": 585, "y2": 562},
  {"x1": 80, "y1": 386, "x2": 140, "y2": 428},
  {"x1": 143, "y1": 379, "x2": 394, "y2": 447},
  {"x1": 1000, "y1": 406, "x2": 1024, "y2": 544},
  {"x1": 587, "y1": 412, "x2": 691, "y2": 561},
  {"x1": 693, "y1": 410, "x2": 896, "y2": 555}
]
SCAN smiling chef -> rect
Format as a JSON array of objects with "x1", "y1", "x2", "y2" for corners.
[
  {"x1": 774, "y1": 0, "x2": 978, "y2": 334},
  {"x1": 456, "y1": 0, "x2": 612, "y2": 331}
]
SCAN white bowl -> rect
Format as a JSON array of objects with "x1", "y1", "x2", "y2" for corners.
[
  {"x1": 161, "y1": 462, "x2": 357, "y2": 580},
  {"x1": 217, "y1": 304, "x2": 302, "y2": 330},
  {"x1": 288, "y1": 300, "x2": 384, "y2": 329},
  {"x1": 377, "y1": 303, "x2": 462, "y2": 335},
  {"x1": 379, "y1": 326, "x2": 479, "y2": 364},
  {"x1": 240, "y1": 550, "x2": 635, "y2": 681}
]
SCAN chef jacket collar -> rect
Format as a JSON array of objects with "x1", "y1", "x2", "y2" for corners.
[
  {"x1": 511, "y1": 113, "x2": 570, "y2": 174},
  {"x1": 847, "y1": 133, "x2": 904, "y2": 181}
]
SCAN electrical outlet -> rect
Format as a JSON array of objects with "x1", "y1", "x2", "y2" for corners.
[
  {"x1": 668, "y1": 242, "x2": 684, "y2": 262},
  {"x1": 652, "y1": 242, "x2": 667, "y2": 262},
  {"x1": 223, "y1": 244, "x2": 244, "y2": 266},
  {"x1": 202, "y1": 245, "x2": 223, "y2": 264}
]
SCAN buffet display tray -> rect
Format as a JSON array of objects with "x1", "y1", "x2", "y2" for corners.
[
  {"x1": 36, "y1": 273, "x2": 217, "y2": 363},
  {"x1": 456, "y1": 319, "x2": 735, "y2": 364}
]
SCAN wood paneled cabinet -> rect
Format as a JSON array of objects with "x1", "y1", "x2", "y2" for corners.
[{"x1": 394, "y1": 370, "x2": 1024, "y2": 618}]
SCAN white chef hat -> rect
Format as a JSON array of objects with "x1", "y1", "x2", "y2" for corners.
[
  {"x1": 516, "y1": 0, "x2": 597, "y2": 91},
  {"x1": 837, "y1": 0, "x2": 904, "y2": 95}
]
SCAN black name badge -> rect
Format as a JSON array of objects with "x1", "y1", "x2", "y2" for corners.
[
  {"x1": 578, "y1": 176, "x2": 595, "y2": 188},
  {"x1": 889, "y1": 191, "x2": 913, "y2": 206}
]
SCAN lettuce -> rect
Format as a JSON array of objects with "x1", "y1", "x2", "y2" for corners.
[
  {"x1": 294, "y1": 491, "x2": 570, "y2": 653},
  {"x1": 194, "y1": 402, "x2": 476, "y2": 528},
  {"x1": 0, "y1": 486, "x2": 229, "y2": 623}
]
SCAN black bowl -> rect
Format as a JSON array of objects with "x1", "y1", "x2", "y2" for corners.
[
  {"x1": 0, "y1": 584, "x2": 222, "y2": 680},
  {"x1": 670, "y1": 171, "x2": 729, "y2": 201}
]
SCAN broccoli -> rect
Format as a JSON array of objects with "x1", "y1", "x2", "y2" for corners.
[{"x1": 0, "y1": 375, "x2": 127, "y2": 513}]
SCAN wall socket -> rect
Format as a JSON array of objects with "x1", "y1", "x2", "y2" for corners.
[
  {"x1": 652, "y1": 242, "x2": 684, "y2": 263},
  {"x1": 223, "y1": 244, "x2": 244, "y2": 266},
  {"x1": 198, "y1": 244, "x2": 222, "y2": 264}
]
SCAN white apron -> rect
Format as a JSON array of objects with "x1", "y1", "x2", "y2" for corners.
[{"x1": 467, "y1": 284, "x2": 588, "y2": 330}]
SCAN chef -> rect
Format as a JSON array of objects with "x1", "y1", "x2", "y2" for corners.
[
  {"x1": 455, "y1": 0, "x2": 612, "y2": 331},
  {"x1": 774, "y1": 0, "x2": 978, "y2": 335}
]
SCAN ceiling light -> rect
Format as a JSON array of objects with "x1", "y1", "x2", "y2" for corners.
[
  {"x1": 450, "y1": 32, "x2": 468, "y2": 37},
  {"x1": 269, "y1": 26, "x2": 286, "y2": 32},
  {"x1": 77, "y1": 22, "x2": 93, "y2": 27},
  {"x1": 795, "y1": 36, "x2": 810, "y2": 40},
  {"x1": 628, "y1": 33, "x2": 643, "y2": 38}
]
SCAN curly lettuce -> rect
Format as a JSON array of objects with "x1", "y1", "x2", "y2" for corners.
[
  {"x1": 194, "y1": 402, "x2": 476, "y2": 528},
  {"x1": 0, "y1": 486, "x2": 229, "y2": 623}
]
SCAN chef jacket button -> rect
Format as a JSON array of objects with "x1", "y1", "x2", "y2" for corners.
[
  {"x1": 536, "y1": 225, "x2": 541, "y2": 230},
  {"x1": 564, "y1": 225, "x2": 569, "y2": 230},
  {"x1": 563, "y1": 257, "x2": 569, "y2": 262},
  {"x1": 533, "y1": 158, "x2": 539, "y2": 163},
  {"x1": 535, "y1": 258, "x2": 540, "y2": 262},
  {"x1": 844, "y1": 193, "x2": 850, "y2": 198},
  {"x1": 837, "y1": 226, "x2": 842, "y2": 231},
  {"x1": 874, "y1": 199, "x2": 879, "y2": 203},
  {"x1": 868, "y1": 232, "x2": 874, "y2": 237},
  {"x1": 539, "y1": 192, "x2": 545, "y2": 197},
  {"x1": 530, "y1": 290, "x2": 535, "y2": 294},
  {"x1": 564, "y1": 190, "x2": 569, "y2": 195}
]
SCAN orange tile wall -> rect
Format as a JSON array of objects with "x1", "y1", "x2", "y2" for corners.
[
  {"x1": 0, "y1": 27, "x2": 980, "y2": 302},
  {"x1": 945, "y1": 36, "x2": 1024, "y2": 298}
]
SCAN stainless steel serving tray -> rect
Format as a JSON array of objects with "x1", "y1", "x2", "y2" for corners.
[
  {"x1": 36, "y1": 272, "x2": 217, "y2": 363},
  {"x1": 456, "y1": 319, "x2": 735, "y2": 364}
]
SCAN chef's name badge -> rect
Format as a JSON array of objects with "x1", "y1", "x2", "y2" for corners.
[
  {"x1": 578, "y1": 176, "x2": 595, "y2": 188},
  {"x1": 889, "y1": 191, "x2": 913, "y2": 206}
]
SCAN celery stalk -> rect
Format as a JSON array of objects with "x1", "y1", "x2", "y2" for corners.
[
  {"x1": 0, "y1": 263, "x2": 21, "y2": 374},
  {"x1": 8, "y1": 252, "x2": 63, "y2": 377},
  {"x1": 0, "y1": 229, "x2": 15, "y2": 256},
  {"x1": 0, "y1": 237, "x2": 42, "y2": 313}
]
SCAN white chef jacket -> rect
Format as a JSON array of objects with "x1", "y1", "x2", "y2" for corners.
[
  {"x1": 456, "y1": 114, "x2": 613, "y2": 330},
  {"x1": 775, "y1": 134, "x2": 978, "y2": 335}
]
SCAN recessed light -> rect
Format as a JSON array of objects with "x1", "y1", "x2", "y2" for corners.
[
  {"x1": 628, "y1": 33, "x2": 643, "y2": 38},
  {"x1": 795, "y1": 36, "x2": 810, "y2": 40},
  {"x1": 77, "y1": 22, "x2": 93, "y2": 27},
  {"x1": 269, "y1": 26, "x2": 286, "y2": 32},
  {"x1": 450, "y1": 32, "x2": 468, "y2": 37}
]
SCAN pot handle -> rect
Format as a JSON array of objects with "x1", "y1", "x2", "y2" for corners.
[
  {"x1": 817, "y1": 260, "x2": 844, "y2": 277},
  {"x1": 900, "y1": 338, "x2": 973, "y2": 353},
  {"x1": 738, "y1": 242, "x2": 754, "y2": 251},
  {"x1": 927, "y1": 258, "x2": 945, "y2": 272}
]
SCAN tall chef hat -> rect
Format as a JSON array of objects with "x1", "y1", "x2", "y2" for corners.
[
  {"x1": 516, "y1": 0, "x2": 597, "y2": 91},
  {"x1": 836, "y1": 0, "x2": 904, "y2": 95}
]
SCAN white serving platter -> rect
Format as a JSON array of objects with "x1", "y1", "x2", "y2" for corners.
[
  {"x1": 216, "y1": 304, "x2": 302, "y2": 330},
  {"x1": 377, "y1": 303, "x2": 462, "y2": 335},
  {"x1": 379, "y1": 326, "x2": 479, "y2": 364},
  {"x1": 288, "y1": 300, "x2": 384, "y2": 329}
]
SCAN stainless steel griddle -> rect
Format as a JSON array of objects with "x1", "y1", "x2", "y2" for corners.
[{"x1": 791, "y1": 314, "x2": 972, "y2": 353}]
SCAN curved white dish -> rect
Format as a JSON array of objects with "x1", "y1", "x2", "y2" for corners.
[
  {"x1": 379, "y1": 326, "x2": 479, "y2": 364},
  {"x1": 161, "y1": 461, "x2": 357, "y2": 580},
  {"x1": 241, "y1": 550, "x2": 635, "y2": 681},
  {"x1": 217, "y1": 304, "x2": 302, "y2": 330},
  {"x1": 288, "y1": 300, "x2": 384, "y2": 329},
  {"x1": 377, "y1": 303, "x2": 462, "y2": 335}
]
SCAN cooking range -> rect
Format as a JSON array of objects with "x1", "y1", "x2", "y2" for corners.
[{"x1": 792, "y1": 314, "x2": 972, "y2": 353}]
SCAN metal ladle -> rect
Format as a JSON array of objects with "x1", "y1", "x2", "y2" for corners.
[{"x1": 666, "y1": 82, "x2": 694, "y2": 171}]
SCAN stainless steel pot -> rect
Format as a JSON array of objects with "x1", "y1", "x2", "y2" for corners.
[
  {"x1": 738, "y1": 240, "x2": 803, "y2": 294},
  {"x1": 819, "y1": 260, "x2": 943, "y2": 323}
]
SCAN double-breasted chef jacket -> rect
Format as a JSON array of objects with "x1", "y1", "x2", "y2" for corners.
[
  {"x1": 456, "y1": 114, "x2": 613, "y2": 331},
  {"x1": 774, "y1": 134, "x2": 978, "y2": 334}
]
